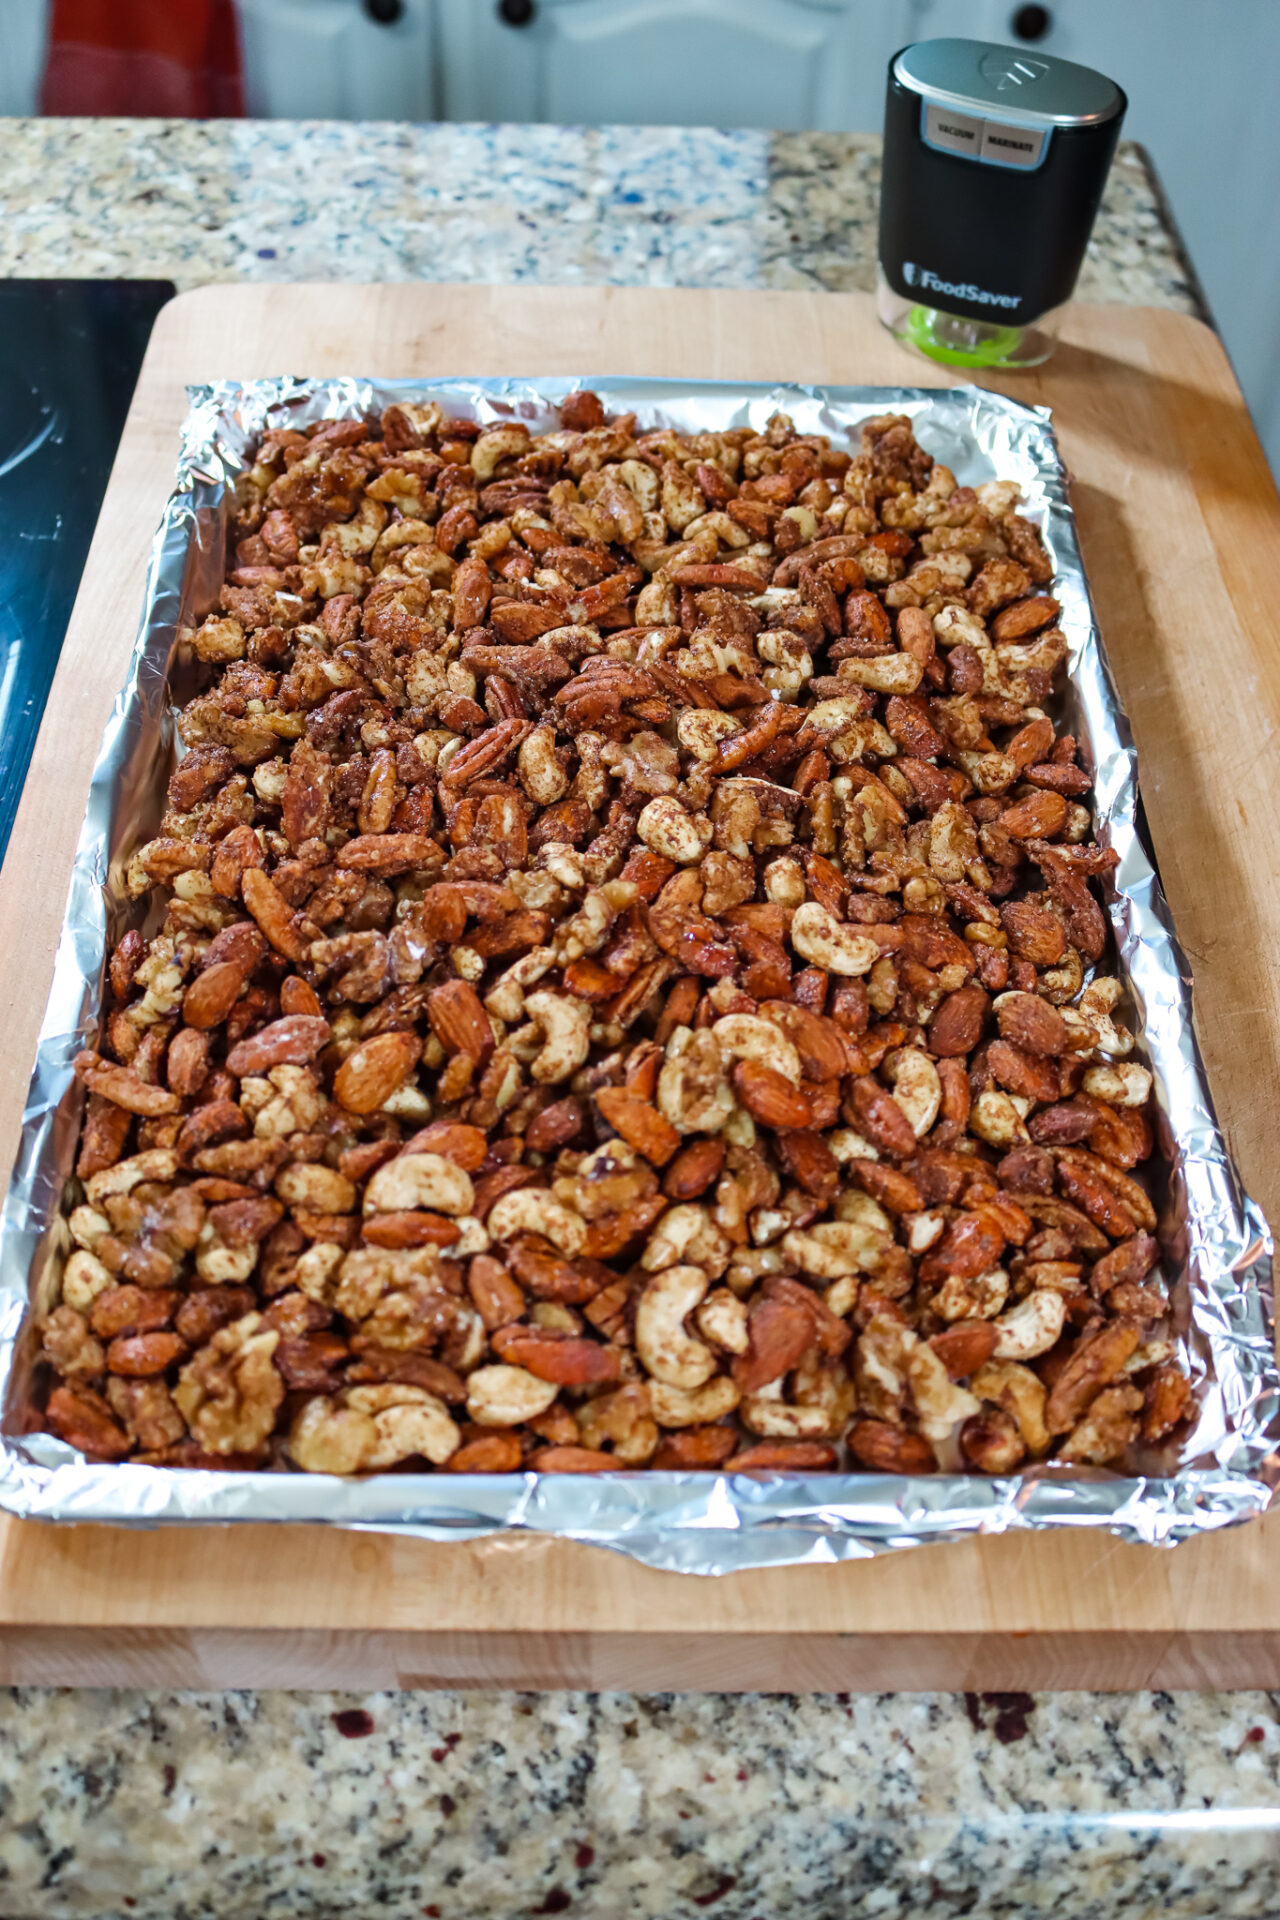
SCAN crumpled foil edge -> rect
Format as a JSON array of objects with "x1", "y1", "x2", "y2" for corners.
[{"x1": 0, "y1": 375, "x2": 1275, "y2": 1574}]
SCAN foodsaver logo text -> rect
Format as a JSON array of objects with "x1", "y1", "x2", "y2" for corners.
[{"x1": 902, "y1": 261, "x2": 1021, "y2": 310}]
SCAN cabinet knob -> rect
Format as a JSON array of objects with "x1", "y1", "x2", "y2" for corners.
[
  {"x1": 498, "y1": 0, "x2": 537, "y2": 25},
  {"x1": 364, "y1": 0, "x2": 404, "y2": 22},
  {"x1": 1011, "y1": 5, "x2": 1051, "y2": 40}
]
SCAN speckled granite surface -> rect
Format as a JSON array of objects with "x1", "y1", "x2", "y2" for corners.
[
  {"x1": 0, "y1": 114, "x2": 1229, "y2": 1920},
  {"x1": 2, "y1": 1687, "x2": 1279, "y2": 1919},
  {"x1": 0, "y1": 119, "x2": 1200, "y2": 313}
]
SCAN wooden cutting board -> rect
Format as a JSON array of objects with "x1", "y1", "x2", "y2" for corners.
[{"x1": 1, "y1": 284, "x2": 1279, "y2": 1692}]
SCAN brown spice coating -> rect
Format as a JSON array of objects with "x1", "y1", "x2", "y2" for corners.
[{"x1": 42, "y1": 401, "x2": 1184, "y2": 1476}]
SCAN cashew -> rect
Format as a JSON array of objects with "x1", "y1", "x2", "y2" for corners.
[
  {"x1": 85, "y1": 1150, "x2": 178, "y2": 1206},
  {"x1": 275, "y1": 1163, "x2": 357, "y2": 1214},
  {"x1": 992, "y1": 1289, "x2": 1067, "y2": 1361},
  {"x1": 1040, "y1": 947, "x2": 1084, "y2": 1002},
  {"x1": 763, "y1": 856, "x2": 806, "y2": 908},
  {"x1": 523, "y1": 990, "x2": 593, "y2": 1085},
  {"x1": 907, "y1": 1344, "x2": 981, "y2": 1443},
  {"x1": 364, "y1": 1152, "x2": 474, "y2": 1218},
  {"x1": 855, "y1": 1315, "x2": 917, "y2": 1420},
  {"x1": 677, "y1": 708, "x2": 740, "y2": 761},
  {"x1": 740, "y1": 1391, "x2": 839, "y2": 1440},
  {"x1": 61, "y1": 1249, "x2": 113, "y2": 1312},
  {"x1": 648, "y1": 1377, "x2": 740, "y2": 1428},
  {"x1": 470, "y1": 423, "x2": 531, "y2": 481},
  {"x1": 466, "y1": 1363, "x2": 559, "y2": 1427},
  {"x1": 347, "y1": 1383, "x2": 460, "y2": 1468},
  {"x1": 832, "y1": 653, "x2": 924, "y2": 695},
  {"x1": 484, "y1": 946, "x2": 555, "y2": 1023},
  {"x1": 1082, "y1": 1062, "x2": 1152, "y2": 1107},
  {"x1": 933, "y1": 604, "x2": 989, "y2": 649},
  {"x1": 802, "y1": 698, "x2": 896, "y2": 767},
  {"x1": 641, "y1": 1203, "x2": 732, "y2": 1278},
  {"x1": 69, "y1": 1205, "x2": 110, "y2": 1252},
  {"x1": 289, "y1": 1397, "x2": 377, "y2": 1475},
  {"x1": 790, "y1": 902, "x2": 881, "y2": 976},
  {"x1": 828, "y1": 1128, "x2": 880, "y2": 1165},
  {"x1": 695, "y1": 1288, "x2": 750, "y2": 1355},
  {"x1": 295, "y1": 1242, "x2": 345, "y2": 1305},
  {"x1": 656, "y1": 1028, "x2": 734, "y2": 1135},
  {"x1": 711, "y1": 1014, "x2": 802, "y2": 1086},
  {"x1": 969, "y1": 1089, "x2": 1030, "y2": 1148},
  {"x1": 195, "y1": 1225, "x2": 257, "y2": 1285},
  {"x1": 905, "y1": 1209, "x2": 946, "y2": 1253},
  {"x1": 933, "y1": 1266, "x2": 1009, "y2": 1323},
  {"x1": 636, "y1": 797, "x2": 713, "y2": 865},
  {"x1": 833, "y1": 1190, "x2": 893, "y2": 1235},
  {"x1": 973, "y1": 1360, "x2": 1051, "y2": 1456},
  {"x1": 486, "y1": 1188, "x2": 587, "y2": 1256},
  {"x1": 635, "y1": 1265, "x2": 716, "y2": 1389},
  {"x1": 1076, "y1": 977, "x2": 1134, "y2": 1058},
  {"x1": 518, "y1": 726, "x2": 569, "y2": 805},
  {"x1": 884, "y1": 1047, "x2": 942, "y2": 1139},
  {"x1": 782, "y1": 1218, "x2": 890, "y2": 1280}
]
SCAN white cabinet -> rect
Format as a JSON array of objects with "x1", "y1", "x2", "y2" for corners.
[
  {"x1": 435, "y1": 0, "x2": 919, "y2": 133},
  {"x1": 236, "y1": 0, "x2": 436, "y2": 121}
]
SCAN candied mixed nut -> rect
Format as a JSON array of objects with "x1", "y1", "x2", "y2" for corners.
[{"x1": 40, "y1": 396, "x2": 1194, "y2": 1478}]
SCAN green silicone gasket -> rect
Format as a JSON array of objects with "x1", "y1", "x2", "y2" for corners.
[{"x1": 905, "y1": 304, "x2": 1025, "y2": 369}]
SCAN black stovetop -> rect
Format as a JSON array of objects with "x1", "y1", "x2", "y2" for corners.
[{"x1": 0, "y1": 279, "x2": 173, "y2": 861}]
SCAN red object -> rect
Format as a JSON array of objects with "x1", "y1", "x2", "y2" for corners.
[{"x1": 41, "y1": 0, "x2": 243, "y2": 117}]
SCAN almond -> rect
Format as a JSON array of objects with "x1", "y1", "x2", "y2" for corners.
[
  {"x1": 848, "y1": 1077, "x2": 918, "y2": 1159},
  {"x1": 774, "y1": 1128, "x2": 839, "y2": 1199},
  {"x1": 999, "y1": 790, "x2": 1069, "y2": 841},
  {"x1": 426, "y1": 978, "x2": 494, "y2": 1060},
  {"x1": 848, "y1": 1419, "x2": 935, "y2": 1474},
  {"x1": 491, "y1": 1327, "x2": 621, "y2": 1386},
  {"x1": 225, "y1": 1014, "x2": 332, "y2": 1078},
  {"x1": 996, "y1": 992, "x2": 1070, "y2": 1056},
  {"x1": 928, "y1": 985, "x2": 989, "y2": 1057},
  {"x1": 662, "y1": 1137, "x2": 726, "y2": 1201},
  {"x1": 987, "y1": 1039, "x2": 1061, "y2": 1104},
  {"x1": 280, "y1": 976, "x2": 323, "y2": 1017},
  {"x1": 759, "y1": 1000, "x2": 850, "y2": 1081},
  {"x1": 333, "y1": 1030, "x2": 422, "y2": 1114},
  {"x1": 732, "y1": 1296, "x2": 816, "y2": 1393},
  {"x1": 467, "y1": 1255, "x2": 526, "y2": 1331},
  {"x1": 106, "y1": 1331, "x2": 187, "y2": 1377},
  {"x1": 988, "y1": 594, "x2": 1060, "y2": 643},
  {"x1": 402, "y1": 1122, "x2": 491, "y2": 1171},
  {"x1": 999, "y1": 901, "x2": 1067, "y2": 965},
  {"x1": 731, "y1": 1059, "x2": 812, "y2": 1129},
  {"x1": 928, "y1": 1322, "x2": 998, "y2": 1380},
  {"x1": 594, "y1": 1087, "x2": 680, "y2": 1166},
  {"x1": 727, "y1": 1440, "x2": 838, "y2": 1471},
  {"x1": 362, "y1": 1212, "x2": 462, "y2": 1249},
  {"x1": 445, "y1": 1433, "x2": 523, "y2": 1472},
  {"x1": 182, "y1": 960, "x2": 245, "y2": 1030},
  {"x1": 651, "y1": 1426, "x2": 739, "y2": 1469}
]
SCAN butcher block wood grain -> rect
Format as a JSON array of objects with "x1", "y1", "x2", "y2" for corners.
[{"x1": 1, "y1": 284, "x2": 1279, "y2": 1692}]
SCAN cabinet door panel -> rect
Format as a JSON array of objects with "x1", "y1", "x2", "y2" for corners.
[
  {"x1": 440, "y1": 0, "x2": 913, "y2": 132},
  {"x1": 236, "y1": 0, "x2": 435, "y2": 121}
]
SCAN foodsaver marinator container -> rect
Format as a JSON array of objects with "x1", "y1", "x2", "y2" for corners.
[{"x1": 878, "y1": 38, "x2": 1126, "y2": 367}]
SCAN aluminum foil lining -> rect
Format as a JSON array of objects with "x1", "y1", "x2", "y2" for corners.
[{"x1": 0, "y1": 376, "x2": 1275, "y2": 1576}]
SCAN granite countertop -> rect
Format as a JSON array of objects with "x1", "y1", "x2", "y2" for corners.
[
  {"x1": 0, "y1": 116, "x2": 1241, "y2": 1920},
  {"x1": 0, "y1": 118, "x2": 1201, "y2": 312}
]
